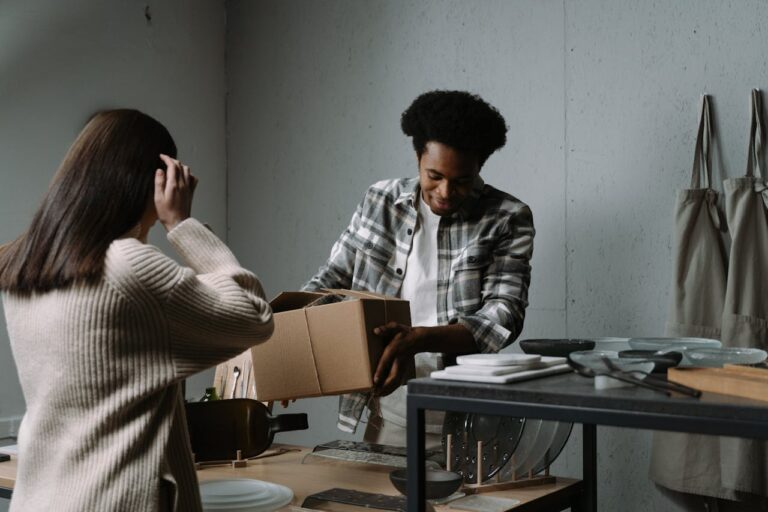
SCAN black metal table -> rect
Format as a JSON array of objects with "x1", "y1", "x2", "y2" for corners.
[{"x1": 406, "y1": 372, "x2": 768, "y2": 511}]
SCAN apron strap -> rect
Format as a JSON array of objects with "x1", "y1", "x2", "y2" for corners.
[
  {"x1": 691, "y1": 95, "x2": 713, "y2": 189},
  {"x1": 746, "y1": 89, "x2": 764, "y2": 179}
]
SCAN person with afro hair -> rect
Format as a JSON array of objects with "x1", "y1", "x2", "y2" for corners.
[{"x1": 304, "y1": 90, "x2": 535, "y2": 447}]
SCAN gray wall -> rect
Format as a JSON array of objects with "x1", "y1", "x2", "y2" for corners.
[
  {"x1": 3, "y1": 1, "x2": 768, "y2": 511},
  {"x1": 0, "y1": 0, "x2": 227, "y2": 454},
  {"x1": 226, "y1": 1, "x2": 768, "y2": 511}
]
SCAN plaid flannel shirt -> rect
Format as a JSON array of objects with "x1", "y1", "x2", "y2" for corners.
[{"x1": 303, "y1": 177, "x2": 534, "y2": 433}]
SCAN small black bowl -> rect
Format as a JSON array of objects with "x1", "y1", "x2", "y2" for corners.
[
  {"x1": 618, "y1": 350, "x2": 683, "y2": 373},
  {"x1": 519, "y1": 338, "x2": 596, "y2": 358},
  {"x1": 389, "y1": 469, "x2": 463, "y2": 499}
]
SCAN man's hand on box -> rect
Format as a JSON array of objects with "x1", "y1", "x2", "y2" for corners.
[
  {"x1": 372, "y1": 322, "x2": 424, "y2": 397},
  {"x1": 371, "y1": 323, "x2": 478, "y2": 396}
]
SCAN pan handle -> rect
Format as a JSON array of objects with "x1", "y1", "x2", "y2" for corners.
[{"x1": 269, "y1": 413, "x2": 309, "y2": 436}]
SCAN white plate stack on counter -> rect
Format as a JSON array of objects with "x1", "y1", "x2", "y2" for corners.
[{"x1": 430, "y1": 353, "x2": 571, "y2": 384}]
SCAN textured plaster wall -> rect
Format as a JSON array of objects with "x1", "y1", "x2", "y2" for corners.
[
  {"x1": 226, "y1": 1, "x2": 768, "y2": 510},
  {"x1": 2, "y1": 1, "x2": 767, "y2": 510},
  {"x1": 226, "y1": 0, "x2": 567, "y2": 439},
  {"x1": 0, "y1": 0, "x2": 227, "y2": 448}
]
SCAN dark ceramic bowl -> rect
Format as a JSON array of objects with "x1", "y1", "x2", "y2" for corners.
[
  {"x1": 389, "y1": 469, "x2": 463, "y2": 499},
  {"x1": 519, "y1": 339, "x2": 596, "y2": 358},
  {"x1": 618, "y1": 350, "x2": 683, "y2": 373}
]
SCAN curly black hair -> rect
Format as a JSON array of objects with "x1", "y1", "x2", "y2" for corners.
[{"x1": 401, "y1": 90, "x2": 508, "y2": 167}]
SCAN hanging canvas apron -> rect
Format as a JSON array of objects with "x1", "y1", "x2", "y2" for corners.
[
  {"x1": 719, "y1": 89, "x2": 768, "y2": 497},
  {"x1": 650, "y1": 95, "x2": 734, "y2": 499}
]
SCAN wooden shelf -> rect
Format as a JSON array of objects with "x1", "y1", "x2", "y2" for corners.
[{"x1": 1, "y1": 444, "x2": 581, "y2": 510}]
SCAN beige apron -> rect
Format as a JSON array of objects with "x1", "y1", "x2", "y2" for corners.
[
  {"x1": 650, "y1": 95, "x2": 735, "y2": 500},
  {"x1": 719, "y1": 89, "x2": 768, "y2": 496}
]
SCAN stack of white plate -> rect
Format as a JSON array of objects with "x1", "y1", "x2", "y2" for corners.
[
  {"x1": 431, "y1": 353, "x2": 570, "y2": 384},
  {"x1": 199, "y1": 479, "x2": 293, "y2": 512}
]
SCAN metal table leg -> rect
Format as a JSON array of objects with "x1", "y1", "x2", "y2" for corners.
[
  {"x1": 406, "y1": 398, "x2": 426, "y2": 512},
  {"x1": 582, "y1": 423, "x2": 597, "y2": 512}
]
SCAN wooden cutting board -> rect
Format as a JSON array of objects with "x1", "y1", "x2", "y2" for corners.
[{"x1": 668, "y1": 366, "x2": 768, "y2": 403}]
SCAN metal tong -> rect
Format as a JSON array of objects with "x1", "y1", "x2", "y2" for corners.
[{"x1": 568, "y1": 355, "x2": 701, "y2": 397}]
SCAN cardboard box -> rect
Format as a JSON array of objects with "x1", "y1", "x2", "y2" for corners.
[{"x1": 214, "y1": 289, "x2": 411, "y2": 402}]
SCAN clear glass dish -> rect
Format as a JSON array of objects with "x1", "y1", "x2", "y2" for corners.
[
  {"x1": 684, "y1": 347, "x2": 768, "y2": 368},
  {"x1": 199, "y1": 479, "x2": 294, "y2": 511},
  {"x1": 628, "y1": 337, "x2": 721, "y2": 353},
  {"x1": 530, "y1": 421, "x2": 573, "y2": 477}
]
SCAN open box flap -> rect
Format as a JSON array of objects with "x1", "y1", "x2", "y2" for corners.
[
  {"x1": 270, "y1": 291, "x2": 326, "y2": 313},
  {"x1": 321, "y1": 288, "x2": 403, "y2": 301}
]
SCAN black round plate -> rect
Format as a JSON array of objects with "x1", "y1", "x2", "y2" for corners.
[{"x1": 519, "y1": 339, "x2": 596, "y2": 357}]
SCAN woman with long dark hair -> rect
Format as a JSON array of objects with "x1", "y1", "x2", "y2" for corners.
[{"x1": 0, "y1": 109, "x2": 274, "y2": 511}]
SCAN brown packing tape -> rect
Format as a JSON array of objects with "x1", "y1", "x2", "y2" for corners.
[
  {"x1": 302, "y1": 307, "x2": 323, "y2": 394},
  {"x1": 317, "y1": 288, "x2": 408, "y2": 393},
  {"x1": 332, "y1": 290, "x2": 393, "y2": 386},
  {"x1": 298, "y1": 289, "x2": 375, "y2": 396}
]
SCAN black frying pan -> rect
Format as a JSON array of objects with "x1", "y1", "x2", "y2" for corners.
[{"x1": 185, "y1": 399, "x2": 308, "y2": 462}]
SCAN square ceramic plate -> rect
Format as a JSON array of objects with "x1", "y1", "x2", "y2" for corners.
[
  {"x1": 431, "y1": 364, "x2": 571, "y2": 384},
  {"x1": 444, "y1": 364, "x2": 530, "y2": 376},
  {"x1": 456, "y1": 353, "x2": 541, "y2": 366}
]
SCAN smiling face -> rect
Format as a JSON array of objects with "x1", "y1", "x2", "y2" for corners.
[{"x1": 418, "y1": 141, "x2": 481, "y2": 216}]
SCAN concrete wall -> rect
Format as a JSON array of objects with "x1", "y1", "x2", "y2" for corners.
[
  {"x1": 3, "y1": 1, "x2": 768, "y2": 510},
  {"x1": 0, "y1": 0, "x2": 227, "y2": 459},
  {"x1": 226, "y1": 1, "x2": 768, "y2": 510}
]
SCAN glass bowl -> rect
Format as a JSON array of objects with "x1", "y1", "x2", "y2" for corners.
[
  {"x1": 569, "y1": 350, "x2": 655, "y2": 375},
  {"x1": 628, "y1": 337, "x2": 721, "y2": 353},
  {"x1": 389, "y1": 469, "x2": 463, "y2": 499},
  {"x1": 618, "y1": 350, "x2": 683, "y2": 373}
]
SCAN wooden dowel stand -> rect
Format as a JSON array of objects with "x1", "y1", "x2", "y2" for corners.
[
  {"x1": 446, "y1": 434, "x2": 453, "y2": 471},
  {"x1": 461, "y1": 439, "x2": 556, "y2": 495},
  {"x1": 232, "y1": 449, "x2": 247, "y2": 468},
  {"x1": 476, "y1": 440, "x2": 482, "y2": 485}
]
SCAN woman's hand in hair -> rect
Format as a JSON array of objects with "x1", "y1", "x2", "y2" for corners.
[{"x1": 156, "y1": 154, "x2": 198, "y2": 231}]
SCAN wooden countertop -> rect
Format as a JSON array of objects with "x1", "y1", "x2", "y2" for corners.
[
  {"x1": 1, "y1": 445, "x2": 580, "y2": 509},
  {"x1": 0, "y1": 455, "x2": 14, "y2": 492}
]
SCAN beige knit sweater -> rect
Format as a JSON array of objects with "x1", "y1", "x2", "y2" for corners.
[{"x1": 3, "y1": 218, "x2": 274, "y2": 512}]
